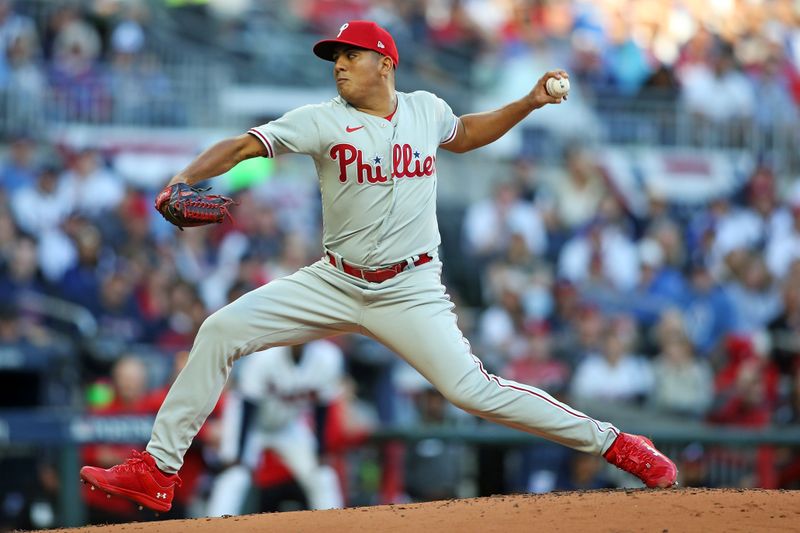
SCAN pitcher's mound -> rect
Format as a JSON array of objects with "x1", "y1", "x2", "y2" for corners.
[{"x1": 50, "y1": 488, "x2": 799, "y2": 533}]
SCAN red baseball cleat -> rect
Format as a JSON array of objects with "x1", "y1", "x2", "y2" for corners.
[
  {"x1": 603, "y1": 433, "x2": 678, "y2": 488},
  {"x1": 80, "y1": 450, "x2": 182, "y2": 512}
]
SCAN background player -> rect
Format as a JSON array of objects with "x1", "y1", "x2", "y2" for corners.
[
  {"x1": 207, "y1": 341, "x2": 344, "y2": 515},
  {"x1": 80, "y1": 20, "x2": 677, "y2": 513}
]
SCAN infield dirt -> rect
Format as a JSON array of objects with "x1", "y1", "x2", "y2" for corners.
[{"x1": 47, "y1": 488, "x2": 799, "y2": 532}]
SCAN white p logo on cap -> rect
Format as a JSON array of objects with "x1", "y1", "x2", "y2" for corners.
[{"x1": 337, "y1": 23, "x2": 349, "y2": 37}]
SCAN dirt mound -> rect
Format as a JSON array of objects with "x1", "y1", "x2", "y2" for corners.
[{"x1": 48, "y1": 488, "x2": 799, "y2": 533}]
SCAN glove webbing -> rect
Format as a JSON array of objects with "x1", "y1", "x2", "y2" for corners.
[{"x1": 177, "y1": 195, "x2": 234, "y2": 224}]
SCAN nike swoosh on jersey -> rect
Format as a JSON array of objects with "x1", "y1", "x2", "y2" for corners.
[{"x1": 345, "y1": 125, "x2": 364, "y2": 133}]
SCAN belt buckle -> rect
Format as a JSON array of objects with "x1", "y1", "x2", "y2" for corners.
[
  {"x1": 359, "y1": 263, "x2": 385, "y2": 282},
  {"x1": 362, "y1": 269, "x2": 384, "y2": 283}
]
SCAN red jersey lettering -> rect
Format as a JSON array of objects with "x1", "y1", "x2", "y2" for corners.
[
  {"x1": 332, "y1": 143, "x2": 434, "y2": 184},
  {"x1": 330, "y1": 144, "x2": 357, "y2": 183},
  {"x1": 355, "y1": 151, "x2": 372, "y2": 184},
  {"x1": 392, "y1": 143, "x2": 435, "y2": 179}
]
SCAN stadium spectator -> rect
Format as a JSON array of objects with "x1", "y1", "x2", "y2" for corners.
[
  {"x1": 649, "y1": 308, "x2": 688, "y2": 355},
  {"x1": 105, "y1": 189, "x2": 157, "y2": 264},
  {"x1": 544, "y1": 147, "x2": 608, "y2": 233},
  {"x1": 0, "y1": 207, "x2": 18, "y2": 267},
  {"x1": 604, "y1": 11, "x2": 651, "y2": 96},
  {"x1": 507, "y1": 157, "x2": 545, "y2": 207},
  {"x1": 57, "y1": 149, "x2": 125, "y2": 217},
  {"x1": 681, "y1": 258, "x2": 737, "y2": 357},
  {"x1": 154, "y1": 280, "x2": 206, "y2": 351},
  {"x1": 569, "y1": 28, "x2": 613, "y2": 98},
  {"x1": 46, "y1": 5, "x2": 108, "y2": 121},
  {"x1": 476, "y1": 268, "x2": 528, "y2": 368},
  {"x1": 711, "y1": 168, "x2": 789, "y2": 280},
  {"x1": 552, "y1": 301, "x2": 605, "y2": 369},
  {"x1": 426, "y1": 0, "x2": 487, "y2": 87},
  {"x1": 172, "y1": 225, "x2": 218, "y2": 286},
  {"x1": 686, "y1": 196, "x2": 733, "y2": 277},
  {"x1": 11, "y1": 165, "x2": 70, "y2": 236},
  {"x1": 627, "y1": 238, "x2": 688, "y2": 327},
  {"x1": 4, "y1": 23, "x2": 45, "y2": 127},
  {"x1": 462, "y1": 180, "x2": 547, "y2": 262},
  {"x1": 748, "y1": 44, "x2": 800, "y2": 135},
  {"x1": 0, "y1": 135, "x2": 37, "y2": 194},
  {"x1": 0, "y1": 233, "x2": 51, "y2": 305},
  {"x1": 649, "y1": 334, "x2": 713, "y2": 417},
  {"x1": 241, "y1": 201, "x2": 285, "y2": 263},
  {"x1": 92, "y1": 271, "x2": 148, "y2": 355},
  {"x1": 766, "y1": 188, "x2": 800, "y2": 279},
  {"x1": 570, "y1": 316, "x2": 653, "y2": 403},
  {"x1": 726, "y1": 252, "x2": 782, "y2": 334},
  {"x1": 263, "y1": 231, "x2": 315, "y2": 281},
  {"x1": 0, "y1": 0, "x2": 38, "y2": 81},
  {"x1": 57, "y1": 221, "x2": 107, "y2": 313},
  {"x1": 681, "y1": 45, "x2": 756, "y2": 143},
  {"x1": 646, "y1": 217, "x2": 686, "y2": 272},
  {"x1": 502, "y1": 322, "x2": 569, "y2": 396},
  {"x1": 558, "y1": 215, "x2": 640, "y2": 292},
  {"x1": 708, "y1": 334, "x2": 779, "y2": 428}
]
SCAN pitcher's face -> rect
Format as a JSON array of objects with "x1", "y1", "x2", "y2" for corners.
[{"x1": 332, "y1": 45, "x2": 386, "y2": 103}]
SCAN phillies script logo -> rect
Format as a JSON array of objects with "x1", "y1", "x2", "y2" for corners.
[{"x1": 330, "y1": 143, "x2": 436, "y2": 184}]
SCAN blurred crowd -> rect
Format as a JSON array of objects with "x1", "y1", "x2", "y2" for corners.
[
  {"x1": 0, "y1": 0, "x2": 180, "y2": 129},
  {"x1": 1, "y1": 0, "x2": 800, "y2": 529},
  {"x1": 1, "y1": 0, "x2": 799, "y2": 132}
]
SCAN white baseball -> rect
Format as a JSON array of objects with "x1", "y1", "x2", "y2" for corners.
[{"x1": 546, "y1": 77, "x2": 570, "y2": 98}]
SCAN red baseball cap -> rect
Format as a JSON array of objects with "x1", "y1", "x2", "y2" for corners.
[{"x1": 313, "y1": 20, "x2": 399, "y2": 67}]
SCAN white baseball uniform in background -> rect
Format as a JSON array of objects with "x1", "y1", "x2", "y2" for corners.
[
  {"x1": 146, "y1": 90, "x2": 619, "y2": 477},
  {"x1": 207, "y1": 341, "x2": 344, "y2": 515}
]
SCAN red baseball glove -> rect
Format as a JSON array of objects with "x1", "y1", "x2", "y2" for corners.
[{"x1": 154, "y1": 182, "x2": 235, "y2": 230}]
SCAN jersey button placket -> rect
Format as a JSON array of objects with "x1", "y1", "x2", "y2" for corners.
[
  {"x1": 381, "y1": 125, "x2": 400, "y2": 247},
  {"x1": 370, "y1": 121, "x2": 397, "y2": 257}
]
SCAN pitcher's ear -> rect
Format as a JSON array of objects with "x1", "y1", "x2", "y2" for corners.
[{"x1": 382, "y1": 55, "x2": 394, "y2": 74}]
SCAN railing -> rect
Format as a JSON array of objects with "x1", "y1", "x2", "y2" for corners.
[
  {"x1": 16, "y1": 292, "x2": 98, "y2": 338},
  {"x1": 590, "y1": 92, "x2": 800, "y2": 173},
  {"x1": 0, "y1": 58, "x2": 231, "y2": 134}
]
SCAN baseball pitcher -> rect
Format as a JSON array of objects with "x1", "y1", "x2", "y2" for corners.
[{"x1": 81, "y1": 20, "x2": 677, "y2": 513}]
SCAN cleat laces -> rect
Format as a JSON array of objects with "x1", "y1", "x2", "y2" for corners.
[
  {"x1": 109, "y1": 450, "x2": 182, "y2": 487},
  {"x1": 110, "y1": 450, "x2": 152, "y2": 475}
]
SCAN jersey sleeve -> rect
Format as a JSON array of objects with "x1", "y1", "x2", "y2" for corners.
[
  {"x1": 247, "y1": 104, "x2": 321, "y2": 158},
  {"x1": 433, "y1": 95, "x2": 459, "y2": 146}
]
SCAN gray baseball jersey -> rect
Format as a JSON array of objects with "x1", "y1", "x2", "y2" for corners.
[
  {"x1": 146, "y1": 90, "x2": 619, "y2": 475},
  {"x1": 247, "y1": 91, "x2": 458, "y2": 266}
]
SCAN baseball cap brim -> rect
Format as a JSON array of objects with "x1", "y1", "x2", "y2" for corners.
[
  {"x1": 313, "y1": 39, "x2": 367, "y2": 62},
  {"x1": 313, "y1": 39, "x2": 397, "y2": 67}
]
